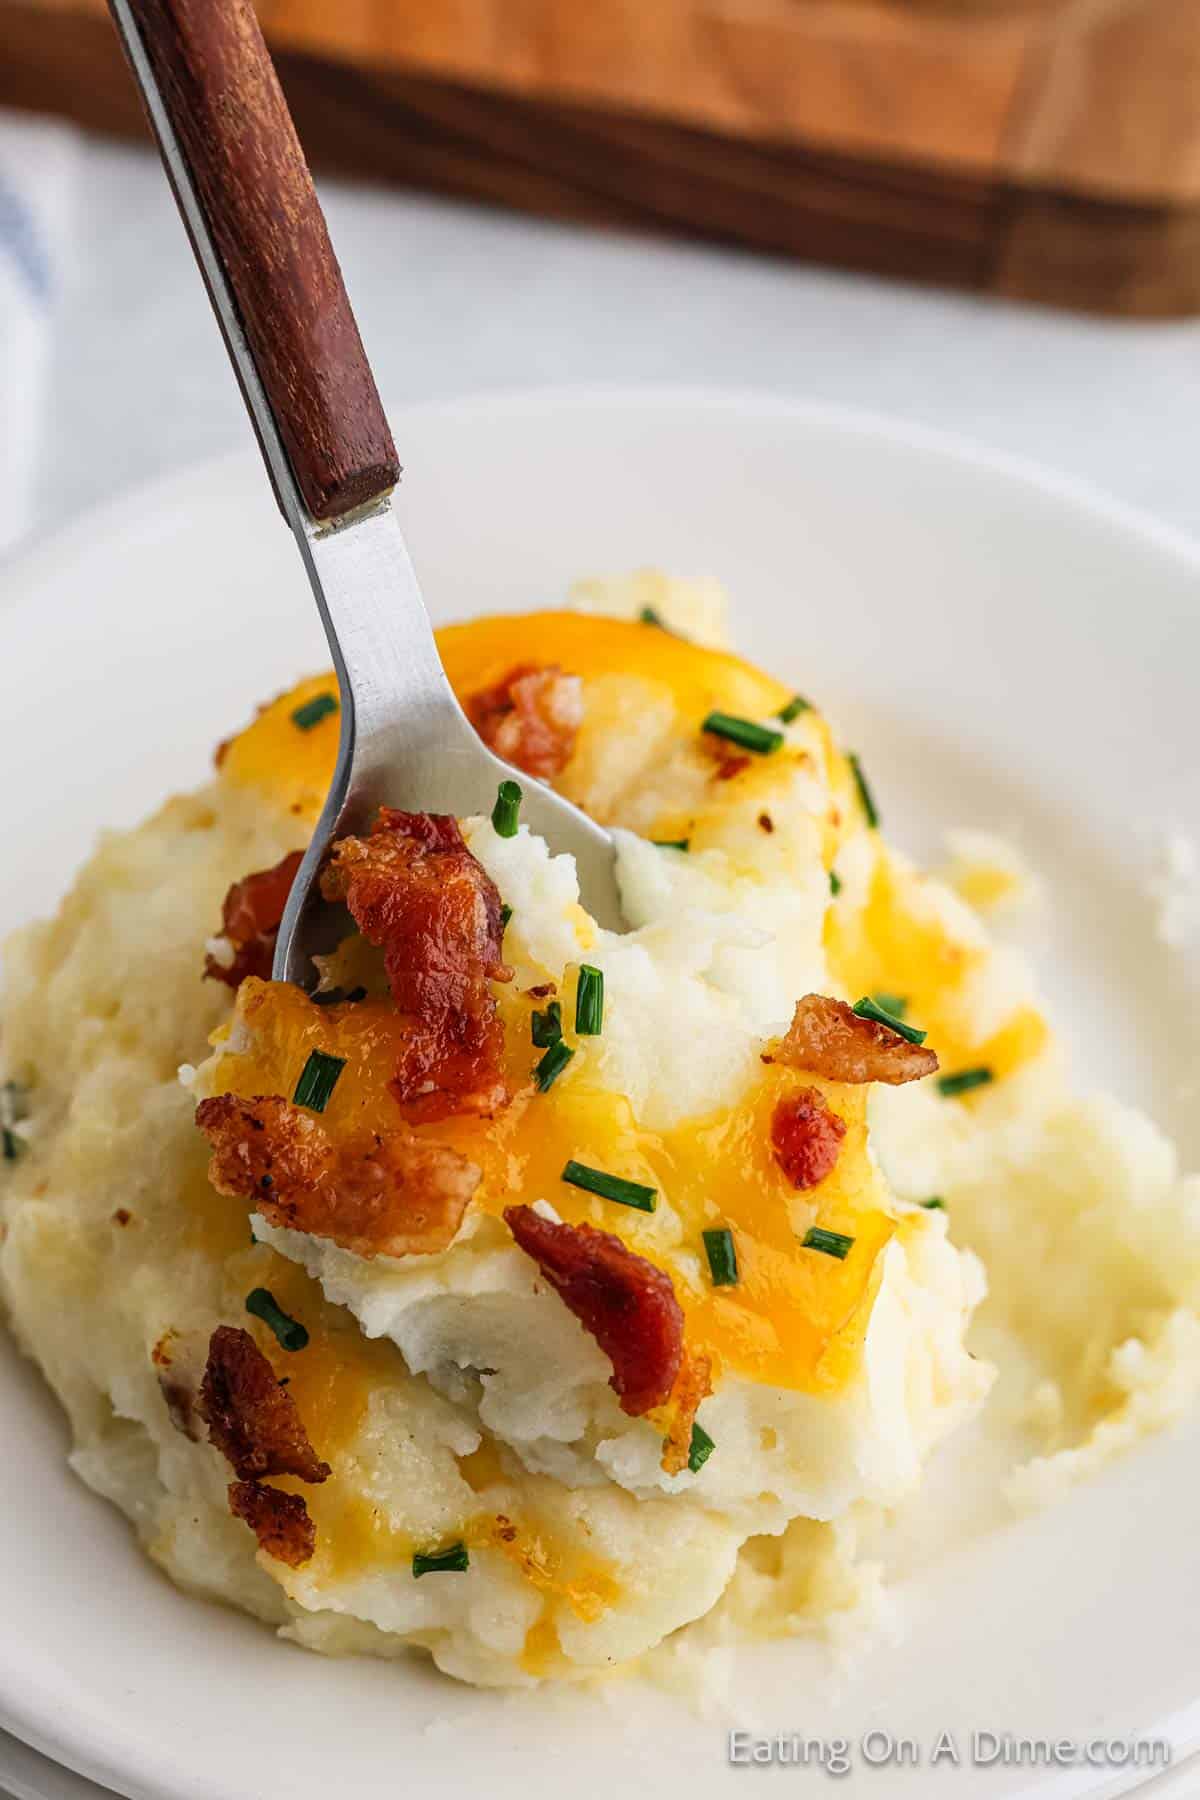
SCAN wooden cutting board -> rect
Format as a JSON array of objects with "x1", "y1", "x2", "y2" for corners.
[{"x1": 4, "y1": 0, "x2": 1200, "y2": 316}]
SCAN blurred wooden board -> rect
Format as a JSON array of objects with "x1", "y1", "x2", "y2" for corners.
[{"x1": 4, "y1": 0, "x2": 1200, "y2": 315}]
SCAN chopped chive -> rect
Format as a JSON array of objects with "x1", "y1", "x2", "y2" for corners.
[
  {"x1": 871, "y1": 991, "x2": 907, "y2": 1019},
  {"x1": 531, "y1": 1000, "x2": 562, "y2": 1048},
  {"x1": 292, "y1": 1048, "x2": 345, "y2": 1113},
  {"x1": 938, "y1": 1066, "x2": 994, "y2": 1098},
  {"x1": 412, "y1": 1542, "x2": 470, "y2": 1578},
  {"x1": 701, "y1": 711, "x2": 784, "y2": 756},
  {"x1": 2, "y1": 1128, "x2": 21, "y2": 1162},
  {"x1": 777, "y1": 694, "x2": 812, "y2": 724},
  {"x1": 652, "y1": 838, "x2": 690, "y2": 852},
  {"x1": 291, "y1": 692, "x2": 338, "y2": 731},
  {"x1": 311, "y1": 985, "x2": 366, "y2": 1008},
  {"x1": 702, "y1": 1227, "x2": 738, "y2": 1287},
  {"x1": 829, "y1": 869, "x2": 842, "y2": 897},
  {"x1": 245, "y1": 1287, "x2": 309, "y2": 1352},
  {"x1": 575, "y1": 965, "x2": 604, "y2": 1036},
  {"x1": 535, "y1": 1041, "x2": 575, "y2": 1092},
  {"x1": 921, "y1": 1196, "x2": 946, "y2": 1210},
  {"x1": 848, "y1": 752, "x2": 879, "y2": 828},
  {"x1": 562, "y1": 1159, "x2": 656, "y2": 1213},
  {"x1": 687, "y1": 1422, "x2": 715, "y2": 1473},
  {"x1": 852, "y1": 995, "x2": 927, "y2": 1045},
  {"x1": 802, "y1": 1226, "x2": 855, "y2": 1261},
  {"x1": 491, "y1": 779, "x2": 522, "y2": 838},
  {"x1": 639, "y1": 606, "x2": 664, "y2": 627}
]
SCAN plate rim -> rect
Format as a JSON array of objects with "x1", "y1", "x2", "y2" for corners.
[{"x1": 5, "y1": 383, "x2": 1199, "y2": 604}]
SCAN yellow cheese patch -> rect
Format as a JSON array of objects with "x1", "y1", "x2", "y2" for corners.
[
  {"x1": 212, "y1": 978, "x2": 895, "y2": 1397},
  {"x1": 827, "y1": 851, "x2": 1049, "y2": 1088},
  {"x1": 218, "y1": 613, "x2": 792, "y2": 825}
]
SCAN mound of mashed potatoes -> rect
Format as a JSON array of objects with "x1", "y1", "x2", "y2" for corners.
[{"x1": 4, "y1": 573, "x2": 1200, "y2": 1689}]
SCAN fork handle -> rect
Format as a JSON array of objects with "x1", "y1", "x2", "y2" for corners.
[{"x1": 108, "y1": 0, "x2": 399, "y2": 525}]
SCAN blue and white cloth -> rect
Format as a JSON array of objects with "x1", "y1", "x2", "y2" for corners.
[{"x1": 0, "y1": 112, "x2": 78, "y2": 556}]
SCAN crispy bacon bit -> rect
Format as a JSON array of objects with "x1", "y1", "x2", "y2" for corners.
[
  {"x1": 228, "y1": 1479, "x2": 315, "y2": 1567},
  {"x1": 196, "y1": 1094, "x2": 479, "y2": 1259},
  {"x1": 758, "y1": 812, "x2": 775, "y2": 833},
  {"x1": 765, "y1": 995, "x2": 939, "y2": 1086},
  {"x1": 771, "y1": 1088, "x2": 847, "y2": 1189},
  {"x1": 703, "y1": 733, "x2": 752, "y2": 782},
  {"x1": 466, "y1": 663, "x2": 583, "y2": 780},
  {"x1": 659, "y1": 1349, "x2": 713, "y2": 1475},
  {"x1": 504, "y1": 1204, "x2": 683, "y2": 1416},
  {"x1": 198, "y1": 1325, "x2": 330, "y2": 1485},
  {"x1": 204, "y1": 850, "x2": 304, "y2": 988},
  {"x1": 322, "y1": 810, "x2": 511, "y2": 1122},
  {"x1": 112, "y1": 1207, "x2": 131, "y2": 1226}
]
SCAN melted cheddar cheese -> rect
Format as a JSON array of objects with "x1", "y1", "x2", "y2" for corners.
[
  {"x1": 202, "y1": 610, "x2": 1049, "y2": 1603},
  {"x1": 210, "y1": 614, "x2": 1047, "y2": 1409}
]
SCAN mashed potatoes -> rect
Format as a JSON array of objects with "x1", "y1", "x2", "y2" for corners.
[{"x1": 3, "y1": 579, "x2": 1199, "y2": 1689}]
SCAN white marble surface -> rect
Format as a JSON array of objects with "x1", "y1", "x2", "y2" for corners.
[{"x1": 19, "y1": 130, "x2": 1200, "y2": 550}]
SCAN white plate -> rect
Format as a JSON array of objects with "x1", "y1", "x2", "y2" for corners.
[{"x1": 2, "y1": 388, "x2": 1199, "y2": 1800}]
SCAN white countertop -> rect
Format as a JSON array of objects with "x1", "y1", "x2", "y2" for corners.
[{"x1": 23, "y1": 132, "x2": 1200, "y2": 549}]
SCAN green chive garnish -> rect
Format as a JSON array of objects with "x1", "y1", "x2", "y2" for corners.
[
  {"x1": 652, "y1": 838, "x2": 690, "y2": 852},
  {"x1": 535, "y1": 1041, "x2": 575, "y2": 1092},
  {"x1": 292, "y1": 1048, "x2": 345, "y2": 1113},
  {"x1": 829, "y1": 869, "x2": 842, "y2": 897},
  {"x1": 688, "y1": 1422, "x2": 715, "y2": 1473},
  {"x1": 562, "y1": 1160, "x2": 656, "y2": 1213},
  {"x1": 852, "y1": 995, "x2": 926, "y2": 1046},
  {"x1": 639, "y1": 606, "x2": 664, "y2": 627},
  {"x1": 412, "y1": 1542, "x2": 470, "y2": 1578},
  {"x1": 777, "y1": 695, "x2": 812, "y2": 724},
  {"x1": 848, "y1": 752, "x2": 879, "y2": 828},
  {"x1": 872, "y1": 992, "x2": 907, "y2": 1019},
  {"x1": 802, "y1": 1226, "x2": 855, "y2": 1260},
  {"x1": 702, "y1": 1227, "x2": 738, "y2": 1287},
  {"x1": 245, "y1": 1287, "x2": 309, "y2": 1352},
  {"x1": 531, "y1": 1000, "x2": 562, "y2": 1048},
  {"x1": 921, "y1": 1196, "x2": 946, "y2": 1210},
  {"x1": 938, "y1": 1067, "x2": 994, "y2": 1098},
  {"x1": 2, "y1": 1128, "x2": 21, "y2": 1163},
  {"x1": 491, "y1": 779, "x2": 522, "y2": 837},
  {"x1": 575, "y1": 965, "x2": 604, "y2": 1036},
  {"x1": 500, "y1": 904, "x2": 513, "y2": 932},
  {"x1": 291, "y1": 693, "x2": 338, "y2": 731},
  {"x1": 702, "y1": 712, "x2": 783, "y2": 756}
]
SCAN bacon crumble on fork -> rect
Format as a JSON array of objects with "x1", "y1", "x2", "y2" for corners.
[
  {"x1": 321, "y1": 810, "x2": 512, "y2": 1123},
  {"x1": 195, "y1": 1094, "x2": 481, "y2": 1259},
  {"x1": 771, "y1": 1088, "x2": 847, "y2": 1190},
  {"x1": 504, "y1": 1204, "x2": 684, "y2": 1416},
  {"x1": 203, "y1": 849, "x2": 304, "y2": 988},
  {"x1": 466, "y1": 663, "x2": 583, "y2": 780},
  {"x1": 764, "y1": 994, "x2": 939, "y2": 1086}
]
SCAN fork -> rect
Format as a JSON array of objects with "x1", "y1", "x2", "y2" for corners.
[{"x1": 106, "y1": 0, "x2": 625, "y2": 985}]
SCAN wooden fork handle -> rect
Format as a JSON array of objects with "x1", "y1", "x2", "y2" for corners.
[{"x1": 109, "y1": 0, "x2": 399, "y2": 523}]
